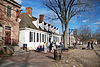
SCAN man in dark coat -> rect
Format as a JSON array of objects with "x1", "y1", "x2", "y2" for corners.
[
  {"x1": 87, "y1": 41, "x2": 90, "y2": 49},
  {"x1": 91, "y1": 41, "x2": 94, "y2": 49}
]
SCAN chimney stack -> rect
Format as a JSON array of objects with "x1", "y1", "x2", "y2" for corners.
[
  {"x1": 26, "y1": 7, "x2": 32, "y2": 16},
  {"x1": 39, "y1": 14, "x2": 44, "y2": 22}
]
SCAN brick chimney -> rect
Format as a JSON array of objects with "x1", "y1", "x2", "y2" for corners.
[
  {"x1": 39, "y1": 14, "x2": 44, "y2": 22},
  {"x1": 26, "y1": 7, "x2": 32, "y2": 16}
]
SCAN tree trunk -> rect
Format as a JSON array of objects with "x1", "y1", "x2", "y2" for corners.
[
  {"x1": 62, "y1": 23, "x2": 64, "y2": 43},
  {"x1": 63, "y1": 22, "x2": 68, "y2": 48}
]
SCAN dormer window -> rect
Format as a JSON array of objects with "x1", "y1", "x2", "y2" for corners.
[{"x1": 7, "y1": 6, "x2": 12, "y2": 17}]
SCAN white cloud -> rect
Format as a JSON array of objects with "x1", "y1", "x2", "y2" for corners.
[
  {"x1": 94, "y1": 22, "x2": 100, "y2": 24},
  {"x1": 14, "y1": 0, "x2": 22, "y2": 4},
  {"x1": 82, "y1": 20, "x2": 88, "y2": 23}
]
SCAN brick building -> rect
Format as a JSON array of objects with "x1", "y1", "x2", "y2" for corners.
[{"x1": 0, "y1": 0, "x2": 21, "y2": 46}]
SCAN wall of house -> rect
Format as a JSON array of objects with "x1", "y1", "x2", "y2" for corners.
[
  {"x1": 66, "y1": 34, "x2": 76, "y2": 46},
  {"x1": 0, "y1": 0, "x2": 20, "y2": 46},
  {"x1": 19, "y1": 30, "x2": 25, "y2": 46},
  {"x1": 19, "y1": 27, "x2": 61, "y2": 50}
]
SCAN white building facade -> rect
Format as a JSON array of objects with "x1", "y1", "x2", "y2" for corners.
[{"x1": 19, "y1": 7, "x2": 61, "y2": 50}]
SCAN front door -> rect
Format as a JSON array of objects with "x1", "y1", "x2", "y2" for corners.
[{"x1": 5, "y1": 31, "x2": 11, "y2": 45}]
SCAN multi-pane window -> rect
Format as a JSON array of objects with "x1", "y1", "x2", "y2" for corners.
[
  {"x1": 40, "y1": 33, "x2": 41, "y2": 42},
  {"x1": 37, "y1": 33, "x2": 39, "y2": 42},
  {"x1": 34, "y1": 32, "x2": 35, "y2": 42},
  {"x1": 42, "y1": 34, "x2": 44, "y2": 42},
  {"x1": 45, "y1": 35, "x2": 46, "y2": 42},
  {"x1": 7, "y1": 6, "x2": 12, "y2": 17},
  {"x1": 29, "y1": 32, "x2": 33, "y2": 42},
  {"x1": 5, "y1": 26, "x2": 11, "y2": 30}
]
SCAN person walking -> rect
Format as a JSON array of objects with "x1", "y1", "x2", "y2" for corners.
[
  {"x1": 60, "y1": 42, "x2": 64, "y2": 50},
  {"x1": 44, "y1": 42, "x2": 48, "y2": 53},
  {"x1": 87, "y1": 41, "x2": 90, "y2": 49},
  {"x1": 49, "y1": 42, "x2": 52, "y2": 52},
  {"x1": 52, "y1": 41, "x2": 56, "y2": 53},
  {"x1": 91, "y1": 41, "x2": 94, "y2": 49},
  {"x1": 73, "y1": 42, "x2": 77, "y2": 48}
]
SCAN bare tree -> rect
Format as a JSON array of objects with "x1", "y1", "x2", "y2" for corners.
[
  {"x1": 73, "y1": 30, "x2": 79, "y2": 42},
  {"x1": 93, "y1": 25, "x2": 100, "y2": 44},
  {"x1": 42, "y1": 0, "x2": 91, "y2": 48},
  {"x1": 77, "y1": 25, "x2": 92, "y2": 43},
  {"x1": 45, "y1": 12, "x2": 60, "y2": 26}
]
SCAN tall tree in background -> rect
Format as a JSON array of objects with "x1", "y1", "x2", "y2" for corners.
[
  {"x1": 77, "y1": 25, "x2": 92, "y2": 43},
  {"x1": 93, "y1": 25, "x2": 100, "y2": 44},
  {"x1": 73, "y1": 30, "x2": 78, "y2": 42},
  {"x1": 42, "y1": 0, "x2": 91, "y2": 48}
]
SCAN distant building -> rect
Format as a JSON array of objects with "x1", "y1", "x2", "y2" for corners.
[
  {"x1": 0, "y1": 0, "x2": 21, "y2": 46},
  {"x1": 19, "y1": 7, "x2": 61, "y2": 50},
  {"x1": 67, "y1": 34, "x2": 76, "y2": 46}
]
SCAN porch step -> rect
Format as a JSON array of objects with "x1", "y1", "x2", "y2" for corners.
[
  {"x1": 0, "y1": 46, "x2": 26, "y2": 56},
  {"x1": 0, "y1": 46, "x2": 14, "y2": 56}
]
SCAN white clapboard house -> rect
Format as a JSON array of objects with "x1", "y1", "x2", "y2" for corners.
[{"x1": 19, "y1": 7, "x2": 61, "y2": 50}]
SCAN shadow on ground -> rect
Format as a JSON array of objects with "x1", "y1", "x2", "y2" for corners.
[
  {"x1": 46, "y1": 55, "x2": 54, "y2": 60},
  {"x1": 0, "y1": 52, "x2": 32, "y2": 67}
]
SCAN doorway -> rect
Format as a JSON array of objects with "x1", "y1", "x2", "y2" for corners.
[{"x1": 5, "y1": 30, "x2": 11, "y2": 45}]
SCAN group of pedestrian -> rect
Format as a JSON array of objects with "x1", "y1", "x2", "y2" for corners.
[
  {"x1": 37, "y1": 41, "x2": 63, "y2": 53},
  {"x1": 87, "y1": 41, "x2": 94, "y2": 49},
  {"x1": 49, "y1": 41, "x2": 56, "y2": 53},
  {"x1": 48, "y1": 41, "x2": 63, "y2": 53},
  {"x1": 41, "y1": 40, "x2": 95, "y2": 53},
  {"x1": 42, "y1": 41, "x2": 56, "y2": 53}
]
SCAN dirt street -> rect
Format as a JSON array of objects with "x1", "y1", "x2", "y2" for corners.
[{"x1": 0, "y1": 45, "x2": 100, "y2": 67}]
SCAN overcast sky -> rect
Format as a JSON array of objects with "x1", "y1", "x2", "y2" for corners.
[{"x1": 14, "y1": 0, "x2": 100, "y2": 33}]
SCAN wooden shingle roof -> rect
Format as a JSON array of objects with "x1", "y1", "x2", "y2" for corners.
[
  {"x1": 32, "y1": 17, "x2": 37, "y2": 21},
  {"x1": 19, "y1": 13, "x2": 37, "y2": 29},
  {"x1": 19, "y1": 13, "x2": 59, "y2": 34}
]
